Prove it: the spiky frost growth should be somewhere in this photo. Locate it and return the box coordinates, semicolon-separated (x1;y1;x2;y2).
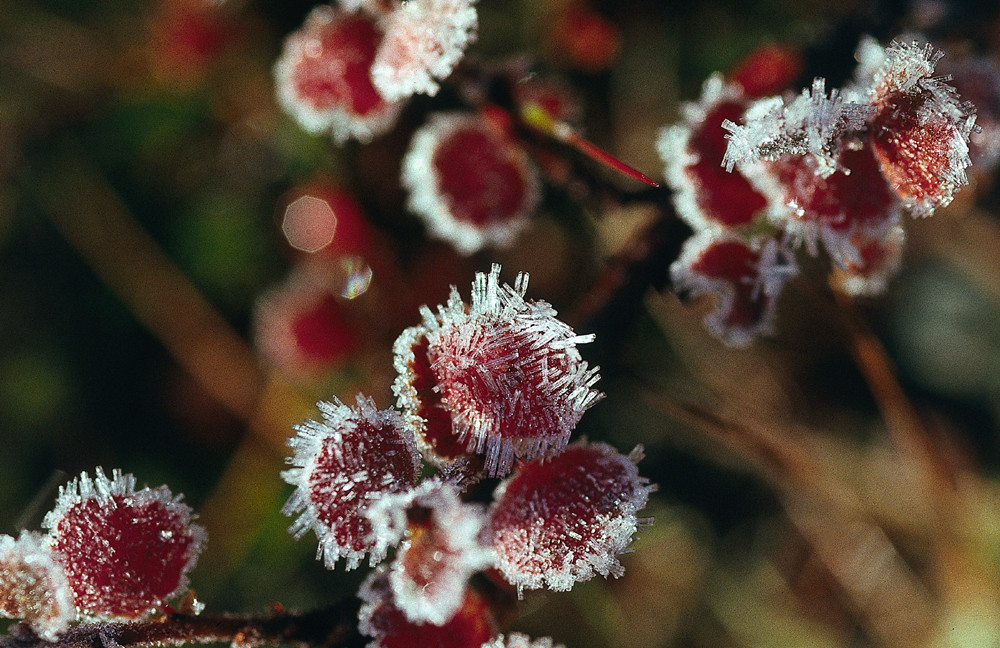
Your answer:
402;113;541;255
488;442;654;596
365;481;493;625
864;40;976;216
371;0;478;101
358;567;496;648
274;6;402;143
282;395;421;570
722;78;873;177
392;264;602;476
670;232;797;348
656;74;768;230
482;634;566;648
0;532;75;640
41;469;205;621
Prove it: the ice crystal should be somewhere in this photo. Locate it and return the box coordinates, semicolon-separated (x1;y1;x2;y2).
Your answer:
670;232;797;348
274;6;402;143
402;112;541;255
482;634;566;648
392;264;602;476
365;481;493;625
42;468;205;621
371;0;478;101
0;532;75;640
488;442;653;596
722;78;873;177
282;395;421;570
865;41;976;216
656;75;768;230
358;567;496;648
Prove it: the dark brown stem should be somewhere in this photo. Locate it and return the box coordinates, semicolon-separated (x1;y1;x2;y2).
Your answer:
1;601;365;648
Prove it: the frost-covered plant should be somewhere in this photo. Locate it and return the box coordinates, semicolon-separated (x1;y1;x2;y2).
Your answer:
658;38;979;346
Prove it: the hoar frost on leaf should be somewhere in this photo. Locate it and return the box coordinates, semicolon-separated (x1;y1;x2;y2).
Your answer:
0;532;75;640
42;468;205;621
358;567;496;648
282;395;421;570
365;480;493;625
371;0;478;101
392;264;602;477
481;634;567;648
487;441;654;597
402;112;541;255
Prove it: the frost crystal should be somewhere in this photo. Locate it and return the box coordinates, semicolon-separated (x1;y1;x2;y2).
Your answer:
274;7;402;143
282;395;421;570
365;481;493;625
865;41;976;216
722;77;873;176
42;468;205;621
392;264;602;476
670;232;797;348
656;74;768;230
402;112;541;255
371;0;478;101
0;532;75;640
481;634;566;648
487;442;653;596
358;567;496;648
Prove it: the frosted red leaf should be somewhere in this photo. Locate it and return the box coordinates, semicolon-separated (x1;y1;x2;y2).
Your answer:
253;264;359;377
482;634;566;648
274;6;402;143
358;567;496;648
487;441;653;596
656;75;768;230
392;264;602;476
282;395;421;570
371;0;478;101
0;532;75;640
402;113;541;255
41;468;205;621
365;481;493;624
670;232;797;347
830;224;906;297
865;41;976;216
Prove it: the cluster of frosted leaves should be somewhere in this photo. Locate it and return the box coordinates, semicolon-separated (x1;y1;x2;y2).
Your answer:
274;5;402;143
487;441;654;596
364;480;493;625
42;468;206;621
393;264;602;476
282;395;421;570
358;567;496;648
402;113;541;255
371;0;478;101
656;75;769;231
482;634;565;648
0;532;74;640
670;232;798;348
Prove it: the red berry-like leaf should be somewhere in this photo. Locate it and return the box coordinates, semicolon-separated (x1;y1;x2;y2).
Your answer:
371;0;478;101
657;76;768;230
402;113;541;255
670;232;797;347
0;532;75;640
365;481;493;625
866;41;976;216
830;224;906;297
42;469;205;621
728;42;803;98
274;6;401;142
488;441;653;596
358;567;496;648
282;395;421;570
393;264;603;476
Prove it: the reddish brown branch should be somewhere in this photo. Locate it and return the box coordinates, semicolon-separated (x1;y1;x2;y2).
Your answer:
1;601;365;648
